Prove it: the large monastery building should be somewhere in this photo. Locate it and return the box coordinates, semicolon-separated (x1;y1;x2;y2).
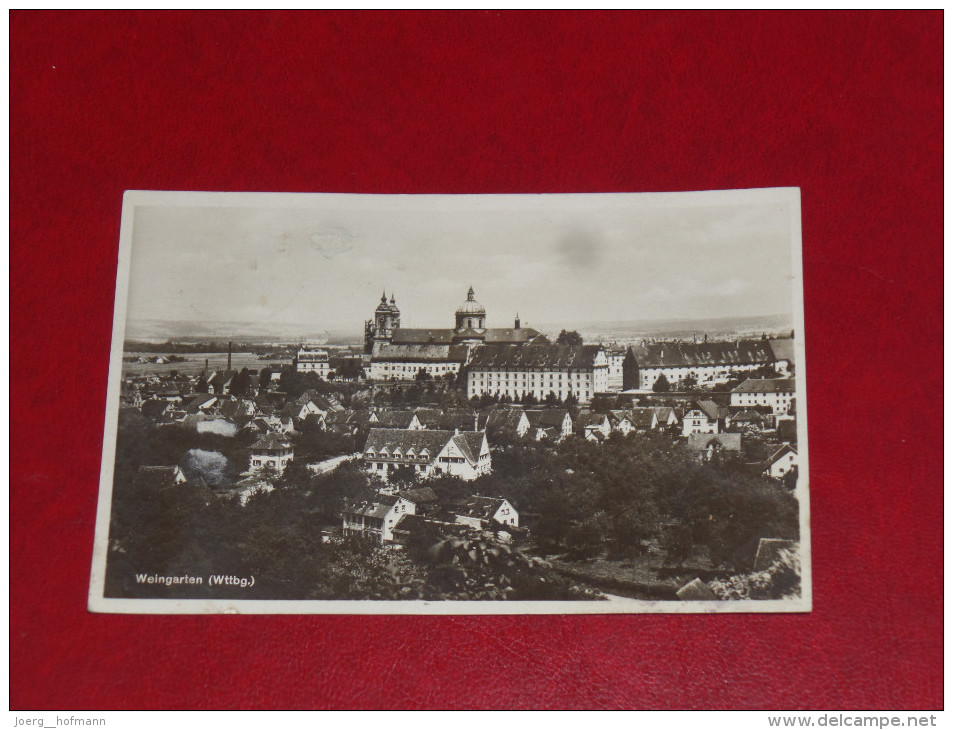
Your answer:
365;287;545;381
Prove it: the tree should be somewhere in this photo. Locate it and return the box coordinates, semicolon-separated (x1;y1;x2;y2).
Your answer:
415;368;432;382
653;373;671;393
258;367;273;390
229;368;253;397
556;330;583;346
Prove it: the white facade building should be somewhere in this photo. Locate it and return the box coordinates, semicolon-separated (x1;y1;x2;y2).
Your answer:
467;344;608;405
296;347;330;378
730;378;796;415
362;428;492;482
249;433;294;474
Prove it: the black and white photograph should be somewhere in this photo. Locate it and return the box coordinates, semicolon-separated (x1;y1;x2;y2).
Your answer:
88;188;809;613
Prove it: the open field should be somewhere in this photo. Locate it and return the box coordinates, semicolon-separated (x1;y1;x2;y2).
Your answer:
122;352;289;377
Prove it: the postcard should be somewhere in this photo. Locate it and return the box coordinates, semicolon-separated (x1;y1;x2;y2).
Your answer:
88;188;810;613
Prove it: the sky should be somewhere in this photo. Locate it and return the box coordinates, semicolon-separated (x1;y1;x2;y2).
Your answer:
125;190;800;334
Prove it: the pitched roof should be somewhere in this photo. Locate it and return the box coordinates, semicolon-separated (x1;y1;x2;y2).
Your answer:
767;444;797;463
363;428;457;458
140;399;172;418
630;340;775;368
732;378;796;394
133;465;182;490
482;327;541;343
374;410;418;428
627;408;657;429
485;409;526;432
455;496;508;520
767;338;795;363
524;409;570;428
686;433;742;451
373;343;469;363
345;498;397;519
451;431;486;463
467;343;605;370
251;433;292;450
777;418;798;442
391;328;455;344
398;487;439;504
693;400;722;420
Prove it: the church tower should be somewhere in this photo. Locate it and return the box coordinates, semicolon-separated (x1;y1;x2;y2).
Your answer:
364;291;400;353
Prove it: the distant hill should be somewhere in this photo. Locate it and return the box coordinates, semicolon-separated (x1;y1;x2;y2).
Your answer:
125;318;340;345
126;313;792;348
539;313;795;343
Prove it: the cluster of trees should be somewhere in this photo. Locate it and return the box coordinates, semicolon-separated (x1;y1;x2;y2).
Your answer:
469;391;579;408
108;404;798;600
106;452;595;601
462;433;799;571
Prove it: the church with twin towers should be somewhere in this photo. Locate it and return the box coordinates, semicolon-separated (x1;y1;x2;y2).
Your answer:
364;286;610;404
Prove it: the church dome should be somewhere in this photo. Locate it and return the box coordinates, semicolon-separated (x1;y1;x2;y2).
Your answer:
455;286;486;315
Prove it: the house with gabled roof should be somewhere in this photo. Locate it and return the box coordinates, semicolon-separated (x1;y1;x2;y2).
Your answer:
249;433;294;474
579;411;611;441
133;465;187;490
484;407;531;440
607;409;636;435
686;432;742;461
682;400;725;436
374;410;424;430
452;496;519;529
653;407;679;428
627;407;660;432
764;444;798;479
342;493;417;543
524;409;573;441
362;428;491;482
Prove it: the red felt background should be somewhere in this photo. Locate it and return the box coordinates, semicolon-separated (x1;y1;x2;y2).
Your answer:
10;11;942;710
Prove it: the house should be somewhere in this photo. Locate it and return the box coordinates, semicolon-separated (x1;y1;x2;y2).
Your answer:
362;428;492;482
726;406;774;433
205;370;238;394
627;407;660;432
524;409;573;441
686;433;742;460
133;465;187;490
681;400;724;436
652;407;680;428
766;337;795;375
140;399;174;420
466;343;609;405
342;493;417;543
730;378;796;415
185;393;219;414
373;410;424;430
764;444;798;479
396;486;441;515
249;433;294;474
484;408;531;440
413;408;480;432
580;411;611;440
452;496;519;529
324;408;380;436
776;417;798;444
607;410;636;435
